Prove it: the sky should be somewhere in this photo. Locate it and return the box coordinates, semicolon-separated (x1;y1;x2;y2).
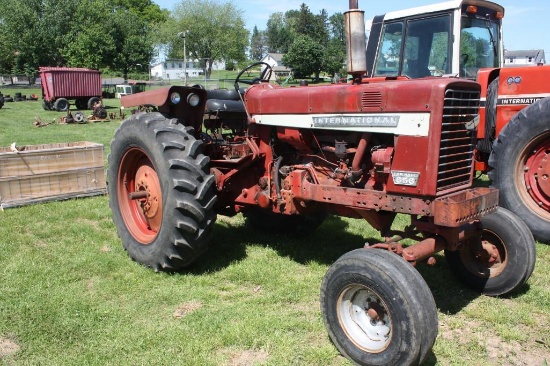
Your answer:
152;0;550;55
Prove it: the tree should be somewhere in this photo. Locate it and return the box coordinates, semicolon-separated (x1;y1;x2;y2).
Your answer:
324;12;346;76
281;5;341;79
112;0;168;24
282;35;324;79
265;12;293;53
250;26;267;61
0;0;161;80
161;0;248;78
0;0;81;80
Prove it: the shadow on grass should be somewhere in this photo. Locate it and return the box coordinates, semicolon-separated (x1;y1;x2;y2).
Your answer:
189;214;376;274
189;212;532;318
189;214;516;315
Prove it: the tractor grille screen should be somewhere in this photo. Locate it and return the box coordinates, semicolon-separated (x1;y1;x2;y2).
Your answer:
437;88;480;193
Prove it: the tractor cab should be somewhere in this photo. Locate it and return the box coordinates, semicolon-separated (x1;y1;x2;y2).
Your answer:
366;0;504;79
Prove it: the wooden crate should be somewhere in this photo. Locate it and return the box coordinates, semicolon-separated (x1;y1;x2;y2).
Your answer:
0;141;106;208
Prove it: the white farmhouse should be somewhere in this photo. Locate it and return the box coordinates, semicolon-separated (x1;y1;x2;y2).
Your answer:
150;59;226;80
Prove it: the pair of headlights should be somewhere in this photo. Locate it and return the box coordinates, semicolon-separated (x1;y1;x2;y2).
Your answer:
170;92;201;107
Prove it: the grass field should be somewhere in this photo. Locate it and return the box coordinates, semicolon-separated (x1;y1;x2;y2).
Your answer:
0;86;548;365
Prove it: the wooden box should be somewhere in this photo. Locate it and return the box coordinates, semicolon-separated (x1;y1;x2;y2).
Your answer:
0;141;106;208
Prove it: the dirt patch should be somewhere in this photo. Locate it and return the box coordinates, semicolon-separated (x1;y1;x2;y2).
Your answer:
0;338;20;358
484;335;548;366
173;300;202;319
439;318;550;365
224;349;269;366
99;246;112;253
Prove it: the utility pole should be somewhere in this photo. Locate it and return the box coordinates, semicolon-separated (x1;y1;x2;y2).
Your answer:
178;30;189;85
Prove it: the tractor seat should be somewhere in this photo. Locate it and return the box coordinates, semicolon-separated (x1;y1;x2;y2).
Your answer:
205;88;241;101
204;99;246;115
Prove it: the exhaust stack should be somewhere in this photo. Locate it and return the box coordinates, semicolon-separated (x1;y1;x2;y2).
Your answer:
345;0;367;80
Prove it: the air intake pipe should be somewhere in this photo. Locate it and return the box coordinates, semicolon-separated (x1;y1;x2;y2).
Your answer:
345;0;367;81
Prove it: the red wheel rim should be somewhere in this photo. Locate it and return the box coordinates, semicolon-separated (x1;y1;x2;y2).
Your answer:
117;147;163;244
460;231;508;278
521;132;550;218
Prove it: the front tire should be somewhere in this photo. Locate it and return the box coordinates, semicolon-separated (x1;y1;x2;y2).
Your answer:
488;97;550;243
108;112;217;271
445;207;536;296
321;249;438;366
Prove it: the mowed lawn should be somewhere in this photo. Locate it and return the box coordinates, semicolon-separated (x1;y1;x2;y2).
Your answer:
0;86;549;365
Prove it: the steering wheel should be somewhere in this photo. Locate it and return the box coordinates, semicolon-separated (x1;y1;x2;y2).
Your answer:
234;62;273;94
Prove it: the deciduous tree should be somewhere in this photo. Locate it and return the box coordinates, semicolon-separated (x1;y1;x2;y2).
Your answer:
162;0;248;78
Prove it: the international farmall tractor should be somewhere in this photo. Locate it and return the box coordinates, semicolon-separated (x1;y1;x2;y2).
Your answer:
107;1;536;365
365;0;550;243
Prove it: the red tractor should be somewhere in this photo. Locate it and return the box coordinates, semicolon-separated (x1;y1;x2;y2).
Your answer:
107;1;535;365
365;0;550;243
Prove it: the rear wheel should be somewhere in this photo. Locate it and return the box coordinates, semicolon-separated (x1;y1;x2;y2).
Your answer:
108;112;217;270
321;249;438;366
445;207;536;296
488;97;550;243
53;98;69;112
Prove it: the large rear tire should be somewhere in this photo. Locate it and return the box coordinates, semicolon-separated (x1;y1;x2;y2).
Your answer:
108;112;217;271
320;249;438;366
488;97;550;243
445;207;536;296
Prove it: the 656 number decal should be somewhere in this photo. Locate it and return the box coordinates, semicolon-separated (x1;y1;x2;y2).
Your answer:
391;171;420;187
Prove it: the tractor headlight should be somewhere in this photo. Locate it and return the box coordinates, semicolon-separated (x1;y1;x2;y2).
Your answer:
170;92;181;104
187;93;200;107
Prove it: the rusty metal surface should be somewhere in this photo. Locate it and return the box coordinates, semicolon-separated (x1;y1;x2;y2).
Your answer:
433;187;499;227
121;87;171;108
288;169;499;227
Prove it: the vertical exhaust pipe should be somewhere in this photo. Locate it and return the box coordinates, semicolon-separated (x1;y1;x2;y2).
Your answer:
345;0;367;81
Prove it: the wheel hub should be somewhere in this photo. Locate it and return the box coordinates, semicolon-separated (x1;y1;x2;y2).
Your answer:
134;165;161;229
524;140;550;212
461;234;507;278
338;285;391;353
117;148;163;244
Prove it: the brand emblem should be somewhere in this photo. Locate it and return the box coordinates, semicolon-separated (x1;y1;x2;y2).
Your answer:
507;76;522;85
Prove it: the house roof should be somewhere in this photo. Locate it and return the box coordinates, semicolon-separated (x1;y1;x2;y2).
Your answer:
267;53;285;62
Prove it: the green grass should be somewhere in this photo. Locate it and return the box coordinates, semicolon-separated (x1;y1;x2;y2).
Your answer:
0;89;549;365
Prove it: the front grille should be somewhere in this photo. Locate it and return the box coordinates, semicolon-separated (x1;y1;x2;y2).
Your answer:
437;88;480;193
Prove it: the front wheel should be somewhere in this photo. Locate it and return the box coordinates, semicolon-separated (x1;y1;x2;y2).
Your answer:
445;207;536;297
488;97;550;243
107;112;217;271
321;249;438;366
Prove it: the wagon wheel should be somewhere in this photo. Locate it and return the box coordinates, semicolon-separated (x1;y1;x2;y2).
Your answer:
73;111;86;124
